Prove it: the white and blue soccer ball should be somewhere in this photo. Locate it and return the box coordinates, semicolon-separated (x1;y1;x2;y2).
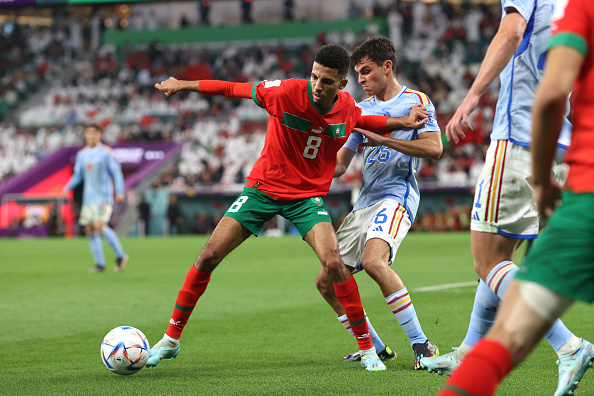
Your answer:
100;326;150;375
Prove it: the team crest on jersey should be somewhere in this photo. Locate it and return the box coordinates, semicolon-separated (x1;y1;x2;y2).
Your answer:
312;197;322;206
87;163;93;170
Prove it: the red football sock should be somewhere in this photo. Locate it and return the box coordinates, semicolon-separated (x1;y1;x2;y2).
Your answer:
438;339;513;396
333;276;373;350
165;266;212;339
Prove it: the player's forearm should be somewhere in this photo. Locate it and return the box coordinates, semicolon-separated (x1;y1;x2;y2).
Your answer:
197;80;254;98
532;46;584;187
377;133;442;160
334;147;356;177
357;115;418;131
467;12;526;98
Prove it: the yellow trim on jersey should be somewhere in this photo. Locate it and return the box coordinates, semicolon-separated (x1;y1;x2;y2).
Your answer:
404;88;431;106
358;96;374;104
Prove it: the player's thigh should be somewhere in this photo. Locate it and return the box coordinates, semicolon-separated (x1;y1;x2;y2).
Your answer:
338;200;410;274
198;216;252;269
282;195;332;238
224;188;278;236
470;141;538;238
364;200;411;265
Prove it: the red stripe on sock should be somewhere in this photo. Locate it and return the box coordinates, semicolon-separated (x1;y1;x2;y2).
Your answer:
334;277;373;350
393;301;412;314
166;266;212;339
439;339;513;396
387;292;409;306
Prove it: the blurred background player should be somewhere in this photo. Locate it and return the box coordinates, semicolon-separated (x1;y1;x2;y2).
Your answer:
146;44;428;372
63;124;128;273
419;0;593;392
439;0;594;394
315;36;441;369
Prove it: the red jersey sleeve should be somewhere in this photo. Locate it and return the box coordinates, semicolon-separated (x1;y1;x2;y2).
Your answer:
198;80;254;98
251;79;292;117
355;115;389;132
549;0;592;56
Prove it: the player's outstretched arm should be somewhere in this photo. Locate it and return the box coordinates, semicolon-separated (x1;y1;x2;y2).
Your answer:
356;128;442;160
356;104;428;132
445;10;526;143
155;77;254;99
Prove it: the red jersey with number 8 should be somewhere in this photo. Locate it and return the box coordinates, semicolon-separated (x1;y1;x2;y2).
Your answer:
247;79;362;200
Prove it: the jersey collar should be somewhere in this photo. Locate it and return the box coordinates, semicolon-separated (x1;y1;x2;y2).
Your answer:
307;80;336;115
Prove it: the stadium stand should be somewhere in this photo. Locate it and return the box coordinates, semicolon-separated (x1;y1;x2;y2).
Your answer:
0;1;502;235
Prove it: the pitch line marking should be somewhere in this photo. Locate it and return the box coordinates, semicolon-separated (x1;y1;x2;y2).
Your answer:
413;281;477;292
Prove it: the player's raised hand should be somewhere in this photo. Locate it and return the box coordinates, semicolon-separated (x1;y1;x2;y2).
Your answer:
445;92;480;144
355;128;385;147
115;193;125;204
406;104;429;129
155;77;181;97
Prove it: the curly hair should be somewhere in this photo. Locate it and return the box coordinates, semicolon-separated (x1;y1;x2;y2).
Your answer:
351;36;397;74
314;44;351;77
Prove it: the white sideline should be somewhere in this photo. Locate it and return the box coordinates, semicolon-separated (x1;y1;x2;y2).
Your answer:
413;281;478;292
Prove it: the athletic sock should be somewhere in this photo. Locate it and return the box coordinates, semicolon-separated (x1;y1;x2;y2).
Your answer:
385;287;427;346
486;261;576;353
439;339;513;396
88;232;105;267
485;260;518;298
462;280;499;347
546;321;577;354
101;225;125;258
338;313;386;352
556;335;582;357
334;276;373;351
165;266;211;339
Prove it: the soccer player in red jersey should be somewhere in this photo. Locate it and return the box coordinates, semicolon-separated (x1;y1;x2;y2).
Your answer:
438;0;594;394
146;44;428;371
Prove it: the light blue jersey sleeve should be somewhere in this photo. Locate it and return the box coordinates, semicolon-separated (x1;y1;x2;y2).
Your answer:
64;152;84;191
107;153;125;196
343;131;364;152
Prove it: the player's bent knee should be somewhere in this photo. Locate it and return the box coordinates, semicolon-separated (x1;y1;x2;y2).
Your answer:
473;260;492;281
195;246;225;272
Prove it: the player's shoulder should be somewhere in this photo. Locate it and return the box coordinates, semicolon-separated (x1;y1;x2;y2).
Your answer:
99;144;115;156
357;96;375;108
401;87;432;106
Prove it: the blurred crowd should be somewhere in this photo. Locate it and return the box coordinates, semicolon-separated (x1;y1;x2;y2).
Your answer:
0;1;504;233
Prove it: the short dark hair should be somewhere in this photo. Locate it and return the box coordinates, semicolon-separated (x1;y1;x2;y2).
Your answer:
85;123;103;133
314;44;351;77
351;36;397;74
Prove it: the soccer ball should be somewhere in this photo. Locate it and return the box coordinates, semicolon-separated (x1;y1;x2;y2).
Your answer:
100;326;150;375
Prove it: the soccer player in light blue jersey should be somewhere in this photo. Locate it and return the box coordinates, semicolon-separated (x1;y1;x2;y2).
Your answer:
64;124;129;273
419;1;593;393
315;36;442;370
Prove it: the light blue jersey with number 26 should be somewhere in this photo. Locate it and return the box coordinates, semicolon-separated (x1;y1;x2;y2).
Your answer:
343;86;440;223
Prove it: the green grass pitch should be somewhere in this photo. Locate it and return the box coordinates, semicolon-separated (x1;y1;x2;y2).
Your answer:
1;232;592;395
